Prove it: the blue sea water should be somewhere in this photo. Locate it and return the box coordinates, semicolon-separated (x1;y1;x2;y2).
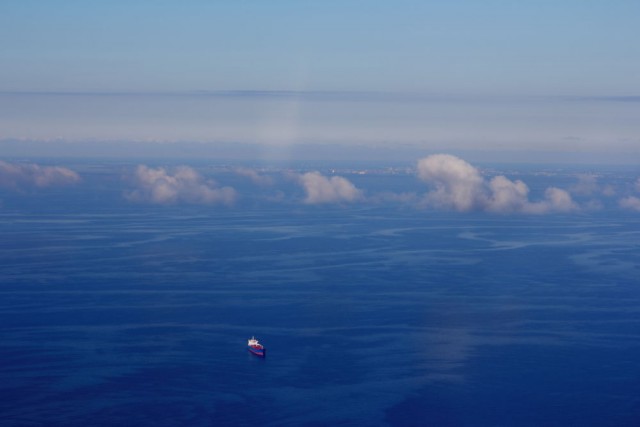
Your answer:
1;166;640;426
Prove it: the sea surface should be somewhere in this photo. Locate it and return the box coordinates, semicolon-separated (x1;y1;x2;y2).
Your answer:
1;166;640;426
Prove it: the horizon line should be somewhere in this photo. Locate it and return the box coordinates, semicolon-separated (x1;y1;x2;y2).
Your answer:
1;89;638;103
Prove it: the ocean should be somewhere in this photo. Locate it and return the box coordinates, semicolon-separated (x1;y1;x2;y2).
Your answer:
1;163;639;426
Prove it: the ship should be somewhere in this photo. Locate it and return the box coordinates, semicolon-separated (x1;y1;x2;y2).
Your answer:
248;336;266;357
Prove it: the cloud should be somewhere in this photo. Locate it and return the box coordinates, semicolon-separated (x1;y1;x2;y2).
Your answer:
297;171;363;204
417;154;485;211
570;174;599;196
486;175;531;213
537;187;578;213
619;178;640;212
234;167;274;186
125;165;236;205
417;154;577;214
0;160;80;190
619;196;640;212
570;174;616;197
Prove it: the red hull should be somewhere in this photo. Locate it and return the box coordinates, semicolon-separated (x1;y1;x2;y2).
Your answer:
248;346;266;357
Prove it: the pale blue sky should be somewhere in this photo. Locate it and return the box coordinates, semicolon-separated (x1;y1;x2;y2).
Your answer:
1;1;639;162
2;0;640;94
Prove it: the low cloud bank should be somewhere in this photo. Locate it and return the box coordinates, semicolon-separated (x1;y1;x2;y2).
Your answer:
125;165;236;205
297;171;363;204
0;160;80;190
417;154;577;214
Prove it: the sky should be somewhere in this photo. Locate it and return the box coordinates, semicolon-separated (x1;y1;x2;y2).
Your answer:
1;1;639;163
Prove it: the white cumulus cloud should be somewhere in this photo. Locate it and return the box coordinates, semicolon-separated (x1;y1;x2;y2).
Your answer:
125;165;236;205
416;154;577;214
417;154;485;211
486;175;530;213
619;178;640;212
543;187;576;211
619;196;640;212
298;171;363;204
618;178;640;212
0;160;80;190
